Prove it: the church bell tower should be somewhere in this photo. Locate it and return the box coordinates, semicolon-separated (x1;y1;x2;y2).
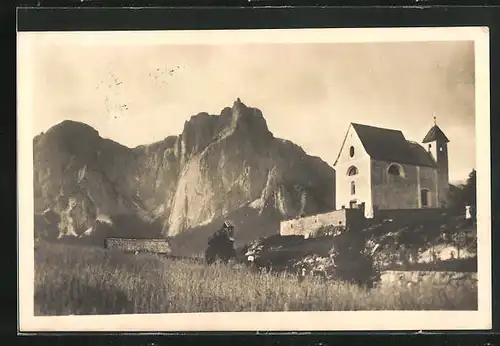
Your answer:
422;117;450;208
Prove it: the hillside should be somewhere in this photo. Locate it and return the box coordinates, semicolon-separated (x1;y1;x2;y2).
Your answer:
33;99;336;251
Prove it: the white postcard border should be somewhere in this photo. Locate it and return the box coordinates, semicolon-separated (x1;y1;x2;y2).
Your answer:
17;26;491;332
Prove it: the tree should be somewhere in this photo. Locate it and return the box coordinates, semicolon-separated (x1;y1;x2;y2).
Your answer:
205;222;237;265
462;169;477;219
330;230;381;288
447;183;465;215
446;169;477;219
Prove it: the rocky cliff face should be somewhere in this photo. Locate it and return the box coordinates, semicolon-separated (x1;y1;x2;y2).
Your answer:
33;99;336;251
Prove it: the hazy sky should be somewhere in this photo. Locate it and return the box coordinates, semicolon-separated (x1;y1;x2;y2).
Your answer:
27;38;475;183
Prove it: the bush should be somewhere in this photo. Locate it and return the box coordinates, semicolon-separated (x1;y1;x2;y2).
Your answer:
204;225;237;265
330;231;381;288
308;225;345;238
240;232;380;287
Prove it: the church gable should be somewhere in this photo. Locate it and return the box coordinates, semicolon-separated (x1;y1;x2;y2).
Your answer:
334;124;373;216
334;124;370;167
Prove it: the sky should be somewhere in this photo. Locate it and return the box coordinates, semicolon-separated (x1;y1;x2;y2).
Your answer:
24;35;475;183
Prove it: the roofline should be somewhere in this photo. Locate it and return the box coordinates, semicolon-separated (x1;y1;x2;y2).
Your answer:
349;123;381;162
422;125;450;143
406;140;440;168
333;123;353;166
334;122;440;168
351;122;405;134
333;122;405;166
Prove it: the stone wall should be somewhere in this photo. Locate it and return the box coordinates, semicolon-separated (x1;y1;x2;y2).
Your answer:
279;203;456;242
280;207;446;238
104;238;171;254
418;244;476;263
279;209;363;237
378;270;477;288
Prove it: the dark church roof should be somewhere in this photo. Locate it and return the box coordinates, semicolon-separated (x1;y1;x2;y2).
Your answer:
422;124;450;143
351;123;438;168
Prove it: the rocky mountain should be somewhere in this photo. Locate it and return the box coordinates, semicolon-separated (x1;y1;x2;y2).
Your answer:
33;99;336;253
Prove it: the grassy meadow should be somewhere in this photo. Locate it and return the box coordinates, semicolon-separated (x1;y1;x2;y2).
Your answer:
34;240;477;315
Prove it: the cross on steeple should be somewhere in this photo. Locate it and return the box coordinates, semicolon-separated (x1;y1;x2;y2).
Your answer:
433;116;437;126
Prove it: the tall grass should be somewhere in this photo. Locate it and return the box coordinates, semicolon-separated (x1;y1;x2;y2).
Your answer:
34;241;477;315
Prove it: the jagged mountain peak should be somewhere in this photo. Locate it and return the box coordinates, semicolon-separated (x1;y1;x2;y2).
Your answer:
176;100;274;163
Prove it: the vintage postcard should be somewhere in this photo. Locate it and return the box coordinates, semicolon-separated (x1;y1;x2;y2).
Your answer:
17;26;491;332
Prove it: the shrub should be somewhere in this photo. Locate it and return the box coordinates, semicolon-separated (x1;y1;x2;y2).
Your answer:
308;225;345;238
330;231;381;288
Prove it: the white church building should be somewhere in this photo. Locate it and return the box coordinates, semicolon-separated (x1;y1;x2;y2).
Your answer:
333;119;450;218
280;119;451;237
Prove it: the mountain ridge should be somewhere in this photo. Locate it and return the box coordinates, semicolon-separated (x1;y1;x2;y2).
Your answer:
33;99;336;254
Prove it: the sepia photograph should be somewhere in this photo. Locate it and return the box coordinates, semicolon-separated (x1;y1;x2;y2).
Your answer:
17;26;491;331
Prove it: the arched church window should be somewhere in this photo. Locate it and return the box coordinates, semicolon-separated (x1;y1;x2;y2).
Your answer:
388;163;404;177
349;146;355;158
350;181;356;195
347;166;359;176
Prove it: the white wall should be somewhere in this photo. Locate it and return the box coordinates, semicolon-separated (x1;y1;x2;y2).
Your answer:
334;125;373;217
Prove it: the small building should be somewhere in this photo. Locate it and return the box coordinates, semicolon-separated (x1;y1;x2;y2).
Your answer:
333;120;450;218
104;237;172;255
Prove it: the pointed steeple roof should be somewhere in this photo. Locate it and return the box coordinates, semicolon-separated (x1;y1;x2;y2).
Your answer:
422;118;449;143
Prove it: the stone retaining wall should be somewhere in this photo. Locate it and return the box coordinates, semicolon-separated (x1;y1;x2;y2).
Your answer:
104;238;171;254
378;270;477;288
280;209;363;237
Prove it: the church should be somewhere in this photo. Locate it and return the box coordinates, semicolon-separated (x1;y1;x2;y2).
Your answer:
333;119;450;218
279;118;451;237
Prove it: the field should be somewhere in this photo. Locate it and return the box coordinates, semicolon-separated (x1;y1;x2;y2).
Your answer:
34;240;478;315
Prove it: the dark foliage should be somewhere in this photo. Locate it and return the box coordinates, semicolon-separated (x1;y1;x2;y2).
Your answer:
447;169;477;220
204;224;237;265
329;230;381;288
311;224;345;237
388;257;477;272
240;230;380;287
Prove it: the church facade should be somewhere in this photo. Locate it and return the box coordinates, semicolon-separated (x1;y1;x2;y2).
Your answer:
333;121;450;218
